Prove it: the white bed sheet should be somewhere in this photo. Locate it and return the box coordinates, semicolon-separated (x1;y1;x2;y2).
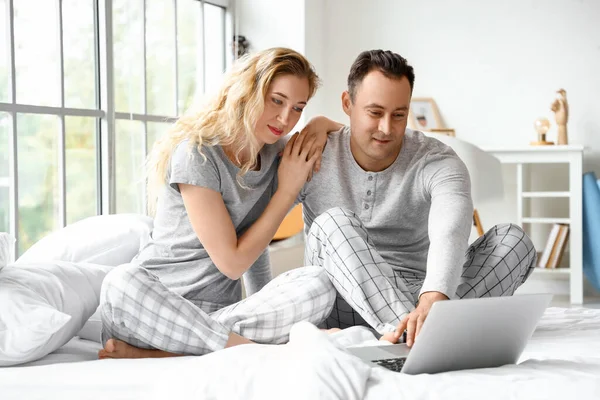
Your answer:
1;307;599;400
364;306;600;399
15;336;102;367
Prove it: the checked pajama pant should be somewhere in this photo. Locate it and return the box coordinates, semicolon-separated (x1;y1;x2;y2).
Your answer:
305;207;537;333
99;265;335;355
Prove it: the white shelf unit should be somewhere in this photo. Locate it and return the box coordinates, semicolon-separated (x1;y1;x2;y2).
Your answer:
534;267;571;276
522;192;570;198
521;217;571;224
482;145;584;304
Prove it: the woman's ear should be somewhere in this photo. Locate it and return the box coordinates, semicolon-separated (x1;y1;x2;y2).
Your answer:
341;91;352;117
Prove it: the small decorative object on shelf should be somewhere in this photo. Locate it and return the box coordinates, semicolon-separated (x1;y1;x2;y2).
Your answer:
551;88;569;145
232;35;250;59
531;117;553;145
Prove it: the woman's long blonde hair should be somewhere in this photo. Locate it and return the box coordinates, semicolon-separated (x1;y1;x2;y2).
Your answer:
146;47;320;215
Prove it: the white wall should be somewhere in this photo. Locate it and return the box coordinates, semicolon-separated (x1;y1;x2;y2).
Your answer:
303;0;328;120
236;0;600;297
233;0;306;129
234;0;305;58
317;0;600;169
235;0;600;169
313;0;600;297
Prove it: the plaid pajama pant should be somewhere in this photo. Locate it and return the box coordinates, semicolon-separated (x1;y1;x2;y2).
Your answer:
305;207;537;333
99;264;335;355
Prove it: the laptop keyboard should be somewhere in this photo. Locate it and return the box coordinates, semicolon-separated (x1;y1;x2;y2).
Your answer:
372;357;407;372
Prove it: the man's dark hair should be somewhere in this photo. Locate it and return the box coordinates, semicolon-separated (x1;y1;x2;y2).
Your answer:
347;50;415;102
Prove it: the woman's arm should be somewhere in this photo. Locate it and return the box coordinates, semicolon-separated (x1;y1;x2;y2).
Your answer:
180;186;295;281
304;115;344;134
242;251;272;296
300;116;344;175
180;131;320;281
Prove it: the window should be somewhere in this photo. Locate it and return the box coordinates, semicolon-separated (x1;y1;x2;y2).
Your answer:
0;0;230;255
0;112;9;234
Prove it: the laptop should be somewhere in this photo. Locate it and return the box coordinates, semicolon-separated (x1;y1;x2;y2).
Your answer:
347;293;552;375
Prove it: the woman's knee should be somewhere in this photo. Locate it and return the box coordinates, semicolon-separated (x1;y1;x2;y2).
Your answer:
102;263;143;293
306;267;336;302
302;265;332;283
100;263;151;312
299;267;336;315
281;265;329;283
281;267;336;299
100;264;152;329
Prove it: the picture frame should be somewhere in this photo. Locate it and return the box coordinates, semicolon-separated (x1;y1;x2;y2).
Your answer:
408;97;443;131
429;128;456;137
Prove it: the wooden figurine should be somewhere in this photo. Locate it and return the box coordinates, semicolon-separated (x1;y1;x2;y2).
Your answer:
531;117;553;145
551;88;569;145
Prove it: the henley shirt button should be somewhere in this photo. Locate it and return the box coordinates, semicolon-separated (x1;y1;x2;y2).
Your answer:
368;176;373;181
367;190;372;196
364;204;370;210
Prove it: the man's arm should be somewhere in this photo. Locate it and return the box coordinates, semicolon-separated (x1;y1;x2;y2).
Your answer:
393;150;473;347
420;152;473;298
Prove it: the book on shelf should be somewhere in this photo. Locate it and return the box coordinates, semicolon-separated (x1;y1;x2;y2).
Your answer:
538;224;560;268
538;223;570;269
549;224;570;268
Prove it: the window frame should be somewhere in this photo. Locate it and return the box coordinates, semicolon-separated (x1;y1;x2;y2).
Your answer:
0;0;232;257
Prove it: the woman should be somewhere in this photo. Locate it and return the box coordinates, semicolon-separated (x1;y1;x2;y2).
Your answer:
99;48;340;359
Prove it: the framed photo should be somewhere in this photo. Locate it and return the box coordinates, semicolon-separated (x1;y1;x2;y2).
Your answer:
408;98;443;131
429;128;455;137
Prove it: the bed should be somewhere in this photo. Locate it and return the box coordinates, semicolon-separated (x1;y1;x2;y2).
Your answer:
2;215;600;399
1;306;599;400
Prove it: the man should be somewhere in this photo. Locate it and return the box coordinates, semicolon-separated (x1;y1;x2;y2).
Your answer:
299;50;536;347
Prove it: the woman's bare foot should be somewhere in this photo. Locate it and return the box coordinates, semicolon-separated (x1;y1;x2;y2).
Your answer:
98;339;181;359
225;332;254;348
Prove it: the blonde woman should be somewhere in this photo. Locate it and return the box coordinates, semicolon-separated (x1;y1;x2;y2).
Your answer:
98;48;340;359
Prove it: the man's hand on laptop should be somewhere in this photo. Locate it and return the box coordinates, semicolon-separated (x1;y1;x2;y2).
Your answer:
396;291;449;347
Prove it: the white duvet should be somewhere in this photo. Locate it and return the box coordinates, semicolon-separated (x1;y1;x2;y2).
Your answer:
1;307;600;400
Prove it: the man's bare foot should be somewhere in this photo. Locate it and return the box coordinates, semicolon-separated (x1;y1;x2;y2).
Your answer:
225;332;254;348
98;339;181;359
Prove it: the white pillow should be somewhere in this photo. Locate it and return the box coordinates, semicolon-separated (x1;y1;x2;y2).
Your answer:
77;306;103;343
0;261;111;366
15;214;153;267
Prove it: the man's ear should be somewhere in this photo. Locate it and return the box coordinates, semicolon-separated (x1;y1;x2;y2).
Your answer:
342;91;352;117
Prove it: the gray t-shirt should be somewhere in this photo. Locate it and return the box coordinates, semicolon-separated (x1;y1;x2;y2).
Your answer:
134;139;282;311
299;127;473;300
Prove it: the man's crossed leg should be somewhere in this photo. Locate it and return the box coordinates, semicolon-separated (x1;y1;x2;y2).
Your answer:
305;207;537;340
